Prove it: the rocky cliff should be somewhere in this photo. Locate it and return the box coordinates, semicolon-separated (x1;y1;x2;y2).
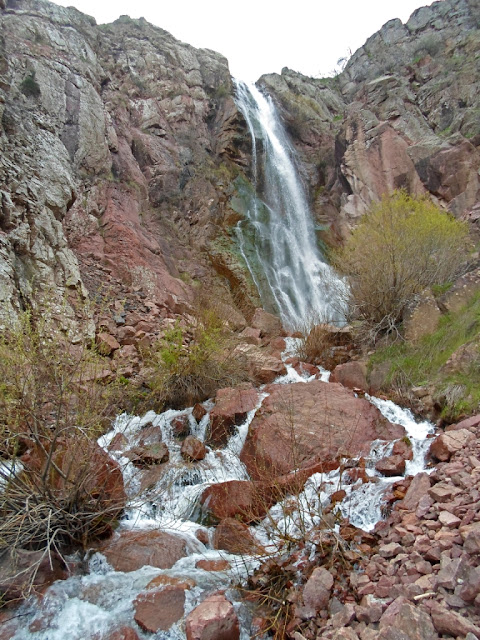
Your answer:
0;0;479;341
260;0;480;246
0;0;254;339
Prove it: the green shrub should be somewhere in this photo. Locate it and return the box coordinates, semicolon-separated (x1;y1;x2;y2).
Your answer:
20;72;41;98
146;300;250;409
333;191;470;339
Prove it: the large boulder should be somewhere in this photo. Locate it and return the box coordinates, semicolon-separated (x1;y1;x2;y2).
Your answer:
429;428;474;461
251;308;283;337
134;585;187;633
330;361;368;392
240;380;403;481
213;518;263;555
185;592;240;640
100;530;187;572
208;386;259;446
181;436;207;461
233;344;287;385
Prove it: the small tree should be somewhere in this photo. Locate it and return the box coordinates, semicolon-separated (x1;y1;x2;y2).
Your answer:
334;191;470;338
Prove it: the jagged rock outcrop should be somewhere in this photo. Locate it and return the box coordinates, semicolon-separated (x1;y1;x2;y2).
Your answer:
260;0;480;244
0;0;252;335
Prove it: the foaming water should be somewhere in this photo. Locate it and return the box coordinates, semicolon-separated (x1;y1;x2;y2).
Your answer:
234;80;347;329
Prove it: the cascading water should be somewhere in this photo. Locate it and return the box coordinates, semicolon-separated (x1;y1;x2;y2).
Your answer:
234;80;346;329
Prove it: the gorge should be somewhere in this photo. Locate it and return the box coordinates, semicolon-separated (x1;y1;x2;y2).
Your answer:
0;0;480;638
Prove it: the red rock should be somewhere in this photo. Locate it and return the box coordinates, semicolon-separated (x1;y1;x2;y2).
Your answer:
399;473;431;510
330;361;368;392
386;602;437;640
458;566;480;602
134;585;186;632
464;527;480;554
438;510;461;528
208;387;258;446
331;490;347;503
0;549;67;601
430;602;480;637
185;592;239;640
213;518;263;555
241;380;403;482
429;428;474;461
200;480;267;522
171;414;190;438
96;332;121;355
238;327;262;345
293;361;319;378
301;567;334;616
127;442;169;467
108;433;128;452
195;528;210;545
375;455;406;477
392;439;413;460
453;414;480;430
379;542;403;558
192;403;207;423
428;482;461;502
100;530;187;572
105;627;140;640
234;344;287;384
181;436;207;461
251;308;283;337
195;559;230;571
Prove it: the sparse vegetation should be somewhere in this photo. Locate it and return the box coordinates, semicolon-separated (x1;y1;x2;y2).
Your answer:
20;71;41;98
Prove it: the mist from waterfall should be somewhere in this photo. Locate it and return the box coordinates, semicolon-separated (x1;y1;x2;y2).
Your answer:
234;80;346;329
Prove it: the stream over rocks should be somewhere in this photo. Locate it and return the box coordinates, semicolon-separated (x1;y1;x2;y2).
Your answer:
4;341;435;640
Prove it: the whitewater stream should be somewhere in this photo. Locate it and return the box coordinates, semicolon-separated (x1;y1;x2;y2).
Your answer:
8;340;435;640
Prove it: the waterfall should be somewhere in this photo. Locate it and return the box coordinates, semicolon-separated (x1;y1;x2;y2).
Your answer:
234;80;346;329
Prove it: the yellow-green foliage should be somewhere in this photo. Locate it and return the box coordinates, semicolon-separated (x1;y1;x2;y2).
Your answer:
334;191;470;335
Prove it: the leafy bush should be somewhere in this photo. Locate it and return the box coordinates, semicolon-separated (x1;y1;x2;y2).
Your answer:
20;72;41;98
146;301;250;409
333;191;470;339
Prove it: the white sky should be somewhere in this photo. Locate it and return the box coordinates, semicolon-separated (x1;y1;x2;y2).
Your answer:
51;0;437;81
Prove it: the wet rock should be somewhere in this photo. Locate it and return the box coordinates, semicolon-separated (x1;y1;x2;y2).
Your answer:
195;559;230;571
429;429;474;461
200;480;267;522
185;592;240;640
213;518;263;555
0;549;68;602
100;530;187;572
171;415;191;438
241;380;403;482
128;442;169;466
192;404;208;423
181;436;207;461
399;473;431;510
134;585;187;632
105;627;140;640
330;361;368;392
375;454;406;477
251;308;283;337
208;386;259;446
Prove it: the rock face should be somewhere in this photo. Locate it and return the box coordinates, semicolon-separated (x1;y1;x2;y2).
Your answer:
0;0;251;335
260;0;480;244
240;380;404;481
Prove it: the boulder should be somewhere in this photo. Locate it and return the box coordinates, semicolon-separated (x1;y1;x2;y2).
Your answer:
195;559;230;571
181;436;207;461
398;473;431;510
200;480;268;522
330;361;368;392
233;344;287;384
100;530;187;572
238;327;262;345
208;386;259;446
213;518;263;555
0;549;68;602
192;404;208;423
241;380;403;481
171;414;190;438
134;585;187;633
375;455;406;477
429;428;474;461
128;443;169;467
430;602;480;638
300;567;334;617
251;308;283;337
96;332;121;355
185;592;240;640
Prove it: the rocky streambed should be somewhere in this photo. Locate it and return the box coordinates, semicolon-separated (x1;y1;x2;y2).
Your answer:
1;338;460;640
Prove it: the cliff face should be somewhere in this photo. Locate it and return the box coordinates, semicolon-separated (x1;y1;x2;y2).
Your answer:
260;0;480;246
0;0;252;335
0;0;479;338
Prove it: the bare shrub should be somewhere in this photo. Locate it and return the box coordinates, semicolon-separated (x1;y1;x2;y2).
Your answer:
0;310;126;602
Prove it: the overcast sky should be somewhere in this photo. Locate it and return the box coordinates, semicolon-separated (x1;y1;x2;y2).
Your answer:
51;0;437;81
